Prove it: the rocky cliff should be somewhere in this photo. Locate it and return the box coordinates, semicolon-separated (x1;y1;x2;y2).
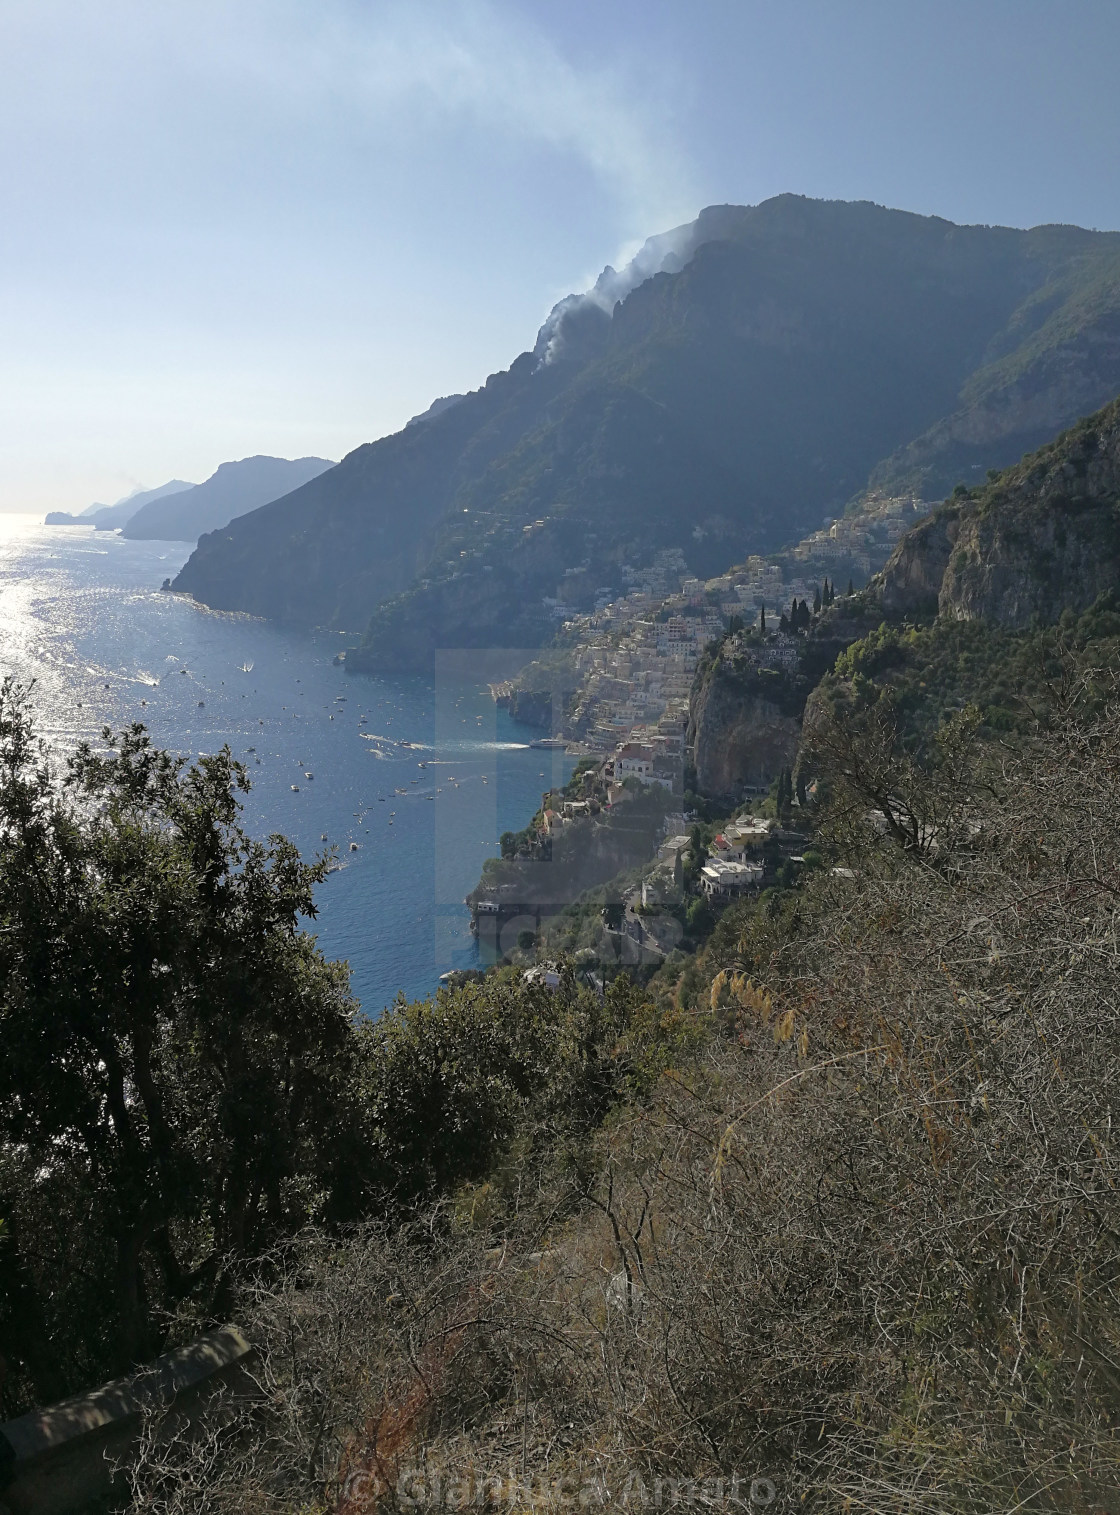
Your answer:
877;394;1120;627
687;650;803;798
687;601;882;799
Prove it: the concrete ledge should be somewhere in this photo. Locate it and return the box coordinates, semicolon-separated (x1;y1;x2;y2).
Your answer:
0;1326;252;1515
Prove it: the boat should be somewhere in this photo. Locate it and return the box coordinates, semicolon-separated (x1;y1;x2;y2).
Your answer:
239;662;254;673
304;772;314;780
529;738;566;749
349;841;359;851
400;740;414;748
291;785;300;792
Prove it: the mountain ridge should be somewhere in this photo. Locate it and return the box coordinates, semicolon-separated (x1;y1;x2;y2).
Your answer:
170;196;1120;665
123;455;335;542
45;479;194;529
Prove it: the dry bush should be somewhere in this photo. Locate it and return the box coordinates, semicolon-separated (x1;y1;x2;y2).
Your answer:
127;706;1120;1514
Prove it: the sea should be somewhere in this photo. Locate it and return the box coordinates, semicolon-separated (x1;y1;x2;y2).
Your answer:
0;514;572;1014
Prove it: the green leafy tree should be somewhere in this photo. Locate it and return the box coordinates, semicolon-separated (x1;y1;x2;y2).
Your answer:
601;901;625;931
0;681;368;1407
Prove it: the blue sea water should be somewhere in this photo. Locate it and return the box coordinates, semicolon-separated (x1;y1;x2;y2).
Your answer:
0;516;571;1013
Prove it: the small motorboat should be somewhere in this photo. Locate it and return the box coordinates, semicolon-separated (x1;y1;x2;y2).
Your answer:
291;785;300;792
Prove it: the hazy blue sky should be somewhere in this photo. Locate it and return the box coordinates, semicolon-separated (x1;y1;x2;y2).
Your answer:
2;0;1119;512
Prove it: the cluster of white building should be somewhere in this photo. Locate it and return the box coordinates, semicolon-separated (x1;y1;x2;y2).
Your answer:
790;494;928;576
558;551;827;755
539;494;930;759
698;816;774;897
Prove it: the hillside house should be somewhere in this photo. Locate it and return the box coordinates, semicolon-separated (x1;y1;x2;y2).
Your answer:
700;859;764;898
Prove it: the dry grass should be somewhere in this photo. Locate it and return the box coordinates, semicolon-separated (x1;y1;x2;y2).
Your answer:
125;705;1120;1514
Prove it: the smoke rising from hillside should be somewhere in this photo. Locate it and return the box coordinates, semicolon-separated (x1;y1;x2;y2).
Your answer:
534;219;702;365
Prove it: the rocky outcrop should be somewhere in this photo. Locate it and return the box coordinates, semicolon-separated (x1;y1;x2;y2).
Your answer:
688;658;801;798
877;505;963;619
876;394;1120;629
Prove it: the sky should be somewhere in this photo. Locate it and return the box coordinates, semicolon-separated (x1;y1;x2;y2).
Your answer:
2;0;1119;513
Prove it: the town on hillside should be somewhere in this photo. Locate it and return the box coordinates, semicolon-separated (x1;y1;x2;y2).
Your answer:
503;491;928;756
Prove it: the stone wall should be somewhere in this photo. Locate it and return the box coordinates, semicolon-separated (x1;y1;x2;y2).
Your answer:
0;1327;252;1515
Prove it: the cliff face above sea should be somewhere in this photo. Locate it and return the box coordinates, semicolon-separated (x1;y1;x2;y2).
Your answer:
172;197;1120;664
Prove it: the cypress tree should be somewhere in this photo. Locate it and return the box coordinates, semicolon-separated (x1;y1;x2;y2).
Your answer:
776;766;793;823
813;585;822;615
847;577;855;596
759;605;766;633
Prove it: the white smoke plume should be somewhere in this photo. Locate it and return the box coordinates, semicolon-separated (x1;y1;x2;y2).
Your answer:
533;204;756;366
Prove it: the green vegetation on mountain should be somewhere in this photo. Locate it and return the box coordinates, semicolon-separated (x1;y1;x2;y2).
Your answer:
116;683;1120;1515
172;196;1120;669
12;390;1120;1509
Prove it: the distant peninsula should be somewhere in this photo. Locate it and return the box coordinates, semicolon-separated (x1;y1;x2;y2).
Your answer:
121;455;335;542
45;479;194;529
